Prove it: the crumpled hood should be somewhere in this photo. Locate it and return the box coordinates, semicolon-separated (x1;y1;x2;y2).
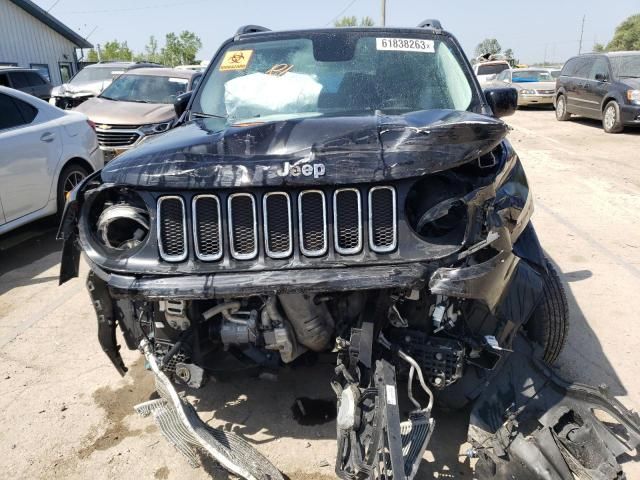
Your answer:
53;80;110;97
74;97;175;125
101;109;510;188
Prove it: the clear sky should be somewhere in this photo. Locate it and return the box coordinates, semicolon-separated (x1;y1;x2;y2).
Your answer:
35;0;639;64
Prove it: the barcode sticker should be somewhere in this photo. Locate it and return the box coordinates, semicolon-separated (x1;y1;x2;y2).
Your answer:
386;385;397;405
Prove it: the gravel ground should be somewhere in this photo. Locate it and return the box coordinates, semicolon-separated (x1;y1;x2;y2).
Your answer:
1;108;639;479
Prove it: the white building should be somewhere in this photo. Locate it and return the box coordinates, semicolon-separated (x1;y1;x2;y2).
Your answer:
0;0;92;85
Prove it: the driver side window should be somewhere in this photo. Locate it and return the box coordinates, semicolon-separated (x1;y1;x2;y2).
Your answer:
589;57;609;81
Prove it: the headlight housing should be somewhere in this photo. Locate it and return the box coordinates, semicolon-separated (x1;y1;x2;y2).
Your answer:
139;121;172;135
627;90;640;105
520;89;536;95
89;188;150;253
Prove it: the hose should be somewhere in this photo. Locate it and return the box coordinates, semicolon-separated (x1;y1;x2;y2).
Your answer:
379;333;435;413
202;301;242;322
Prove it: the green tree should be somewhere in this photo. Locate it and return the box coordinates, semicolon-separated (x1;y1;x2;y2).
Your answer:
143;35;162;63
475;38;502;58
593;42;606;53
86;48;99;62
100;40;133;61
606;14;640;51
504;48;519;67
161;30;202;66
334;16;375;27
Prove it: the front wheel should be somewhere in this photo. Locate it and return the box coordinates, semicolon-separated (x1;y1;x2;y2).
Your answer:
57;163;88;214
526;259;569;364
555;94;571;121
603;101;624;133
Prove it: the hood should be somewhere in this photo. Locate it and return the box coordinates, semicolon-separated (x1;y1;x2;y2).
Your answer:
74;97;175;126
619;77;640;89
513;81;555;90
55;80;110;97
100;109;510;188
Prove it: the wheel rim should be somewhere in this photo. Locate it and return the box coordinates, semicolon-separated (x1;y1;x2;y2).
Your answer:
63;171;85;199
604;105;616;130
557;97;565;117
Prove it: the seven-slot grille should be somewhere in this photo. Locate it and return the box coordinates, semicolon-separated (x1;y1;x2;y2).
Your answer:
157;187;397;262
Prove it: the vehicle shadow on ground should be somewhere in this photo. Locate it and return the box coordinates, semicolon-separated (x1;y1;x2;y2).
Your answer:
0;216;61;297
547;256;626;396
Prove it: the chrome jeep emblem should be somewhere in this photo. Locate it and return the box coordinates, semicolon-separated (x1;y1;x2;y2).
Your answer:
277;161;325;178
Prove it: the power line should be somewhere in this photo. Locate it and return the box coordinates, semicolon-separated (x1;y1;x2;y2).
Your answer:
46;0;61;12
325;0;359;26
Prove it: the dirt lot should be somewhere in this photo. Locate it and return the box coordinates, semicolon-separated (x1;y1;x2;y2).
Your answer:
1;109;639;479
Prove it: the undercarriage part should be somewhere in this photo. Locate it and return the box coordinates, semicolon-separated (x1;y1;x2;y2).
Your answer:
334;325;434;480
277;293;333;352
136;339;284;480
159;299;190;331
470;335;640;480
390;330;464;389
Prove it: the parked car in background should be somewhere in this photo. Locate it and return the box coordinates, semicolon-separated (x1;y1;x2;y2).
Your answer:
493;68;556;107
0;86;103;235
540;66;562;79
49;61;162;110
473;59;510;84
74;68;201;162
555;51;640;133
175;61;209;72
0;67;53;100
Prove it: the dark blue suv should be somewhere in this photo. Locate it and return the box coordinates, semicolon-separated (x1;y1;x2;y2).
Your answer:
555;51;640;133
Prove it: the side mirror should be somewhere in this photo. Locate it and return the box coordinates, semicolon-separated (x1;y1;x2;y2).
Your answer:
483;87;518;118
174;91;192;118
595;73;608;82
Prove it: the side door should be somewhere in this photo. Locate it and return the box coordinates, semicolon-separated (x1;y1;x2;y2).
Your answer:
571;57;597;118
25;71;52;100
0;93;62;223
7;71;34;96
584;56;611;119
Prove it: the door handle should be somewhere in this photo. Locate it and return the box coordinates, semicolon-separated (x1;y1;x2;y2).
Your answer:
40;132;55;143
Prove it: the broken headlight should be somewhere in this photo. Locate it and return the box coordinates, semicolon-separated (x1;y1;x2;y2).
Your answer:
90;188;150;252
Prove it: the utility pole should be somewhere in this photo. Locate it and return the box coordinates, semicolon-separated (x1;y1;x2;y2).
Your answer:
578;15;586;54
97;43;102;62
381;0;386;26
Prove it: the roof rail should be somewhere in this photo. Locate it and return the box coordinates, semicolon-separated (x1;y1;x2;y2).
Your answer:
236;25;271;36
417;19;442;30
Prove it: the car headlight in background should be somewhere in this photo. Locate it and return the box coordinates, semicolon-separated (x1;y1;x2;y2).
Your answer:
520;89;536;95
627;90;640;105
139;121;172;135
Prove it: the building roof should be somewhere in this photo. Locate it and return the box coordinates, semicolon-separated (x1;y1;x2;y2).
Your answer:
9;0;93;49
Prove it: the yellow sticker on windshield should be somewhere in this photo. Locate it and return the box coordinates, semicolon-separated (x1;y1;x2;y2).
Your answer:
219;50;253;71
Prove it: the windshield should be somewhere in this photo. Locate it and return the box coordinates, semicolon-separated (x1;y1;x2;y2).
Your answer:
70;66;121;84
100;74;190;103
512;70;553;82
610;55;640;78
477;63;509;75
193;33;475;123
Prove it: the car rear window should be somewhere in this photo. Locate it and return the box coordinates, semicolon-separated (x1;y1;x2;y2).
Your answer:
25;72;46;85
477;63;509;75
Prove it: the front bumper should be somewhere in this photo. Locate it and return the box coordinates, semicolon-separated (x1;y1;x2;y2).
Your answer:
518;93;555;106
620;103;640;125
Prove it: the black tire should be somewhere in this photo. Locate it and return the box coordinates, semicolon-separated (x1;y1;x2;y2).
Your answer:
603;100;624;133
555;94;571;121
57;163;88;214
527;259;569;364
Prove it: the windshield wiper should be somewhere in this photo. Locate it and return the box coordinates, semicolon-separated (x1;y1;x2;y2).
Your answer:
192;112;227;120
127;99;152;104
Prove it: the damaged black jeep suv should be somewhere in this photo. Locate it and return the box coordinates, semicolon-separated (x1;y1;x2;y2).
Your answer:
59;21;640;480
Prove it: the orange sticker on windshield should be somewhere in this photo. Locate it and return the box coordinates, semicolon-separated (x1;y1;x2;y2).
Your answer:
219;50;253;71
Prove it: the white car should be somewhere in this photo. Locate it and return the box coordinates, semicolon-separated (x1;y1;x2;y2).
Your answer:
0;86;103;235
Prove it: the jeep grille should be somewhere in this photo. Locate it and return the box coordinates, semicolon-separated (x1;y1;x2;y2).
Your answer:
157;186;397;263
